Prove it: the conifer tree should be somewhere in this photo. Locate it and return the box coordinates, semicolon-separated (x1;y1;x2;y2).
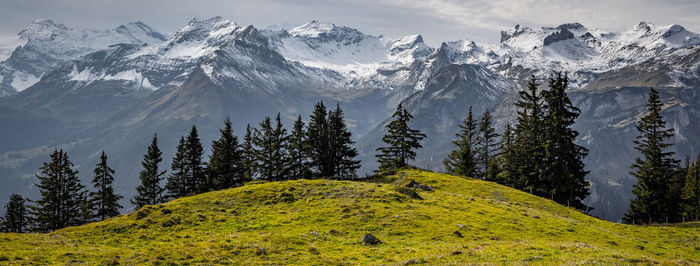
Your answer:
512;75;546;192
132;134;166;209
376;103;426;172
2;194;27;233
250;114;290;181
208;117;243;189
495;123;516;186
30;149;88;232
541;72;589;209
328;104;360;178
166;137;189;198
89;151;123;221
624;88;680;224
253;116;278;181
241;124;256;182
681;155;700;221
271;114;290;180
667;160;687;222
288;115;311;179
185;126;207;193
307;102;332;177
477;110;499;180
444;106;478;177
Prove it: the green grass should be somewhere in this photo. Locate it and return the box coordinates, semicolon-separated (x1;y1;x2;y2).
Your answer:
1;169;698;264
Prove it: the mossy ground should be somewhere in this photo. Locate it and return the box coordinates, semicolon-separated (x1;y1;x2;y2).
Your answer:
1;169;698;264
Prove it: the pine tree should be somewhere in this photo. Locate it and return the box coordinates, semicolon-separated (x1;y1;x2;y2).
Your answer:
376;103;426;172
307;102;332;177
681;155;700;221
253;116;278;181
624;88;680;224
512;75;546;192
29;149;88;232
166;137;189;198
541;72;590;209
328;104;360;178
477;110;499;180
287;115;311;179
496;123;516;186
241;124;256;182
132;134;166;209
208;117;243;189
185;126;207;193
667;160;687;222
89;151;123;221
444;106;478;177
271;114;290;180
2;194;27;233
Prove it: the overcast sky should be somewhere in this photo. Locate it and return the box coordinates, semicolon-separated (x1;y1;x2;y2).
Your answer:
1;0;699;48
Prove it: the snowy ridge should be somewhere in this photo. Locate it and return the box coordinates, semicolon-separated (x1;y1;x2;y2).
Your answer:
268;20;433;81
0;19;167;96
128;16;243;60
3;17;699;98
433;21;700;88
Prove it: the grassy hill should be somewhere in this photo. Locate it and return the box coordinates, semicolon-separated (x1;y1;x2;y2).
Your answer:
1;169;698;264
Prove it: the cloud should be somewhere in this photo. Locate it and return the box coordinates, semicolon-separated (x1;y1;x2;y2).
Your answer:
376;0;700;36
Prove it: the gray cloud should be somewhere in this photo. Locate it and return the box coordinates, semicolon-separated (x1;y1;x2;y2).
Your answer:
0;0;698;48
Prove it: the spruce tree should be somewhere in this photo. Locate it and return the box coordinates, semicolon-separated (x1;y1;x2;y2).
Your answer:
541;72;589;209
288;115;311;179
512;75;546;192
132;134;166;209
185;126;207;193
166;137;189;198
208;117;243;189
444;106;478;177
624;88;680;224
681;155;700;221
477;110;499;180
376;103;426;172
307;102;332;177
2;194;27;233
253;116;276;181
30;149;88;232
241;124;256;182
271;114;290;180
667;160;687;222
496;123;517;186
89;151;123;221
328;104;360;178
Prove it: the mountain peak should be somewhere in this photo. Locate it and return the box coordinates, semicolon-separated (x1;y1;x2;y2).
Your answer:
170;16;240;44
19;19;70;40
289;20;337;37
185;16;235;30
557;22;585;31
632;21;655;32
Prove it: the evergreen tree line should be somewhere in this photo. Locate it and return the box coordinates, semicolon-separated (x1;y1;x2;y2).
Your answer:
443;73;591;210
133;101;360;208
623;88;700;224
1;150;122;233
2;101;361;233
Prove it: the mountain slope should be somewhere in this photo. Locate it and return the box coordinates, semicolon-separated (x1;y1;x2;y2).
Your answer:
1;169;698;264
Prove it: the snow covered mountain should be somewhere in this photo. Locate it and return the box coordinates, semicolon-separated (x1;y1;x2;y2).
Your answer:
0;17;699;222
0;19;166;97
432;22;700;88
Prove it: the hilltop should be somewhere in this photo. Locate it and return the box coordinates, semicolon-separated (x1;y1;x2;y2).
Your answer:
1;169;698;264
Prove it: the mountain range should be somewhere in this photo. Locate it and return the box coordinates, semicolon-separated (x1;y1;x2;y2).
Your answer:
0;16;698;222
